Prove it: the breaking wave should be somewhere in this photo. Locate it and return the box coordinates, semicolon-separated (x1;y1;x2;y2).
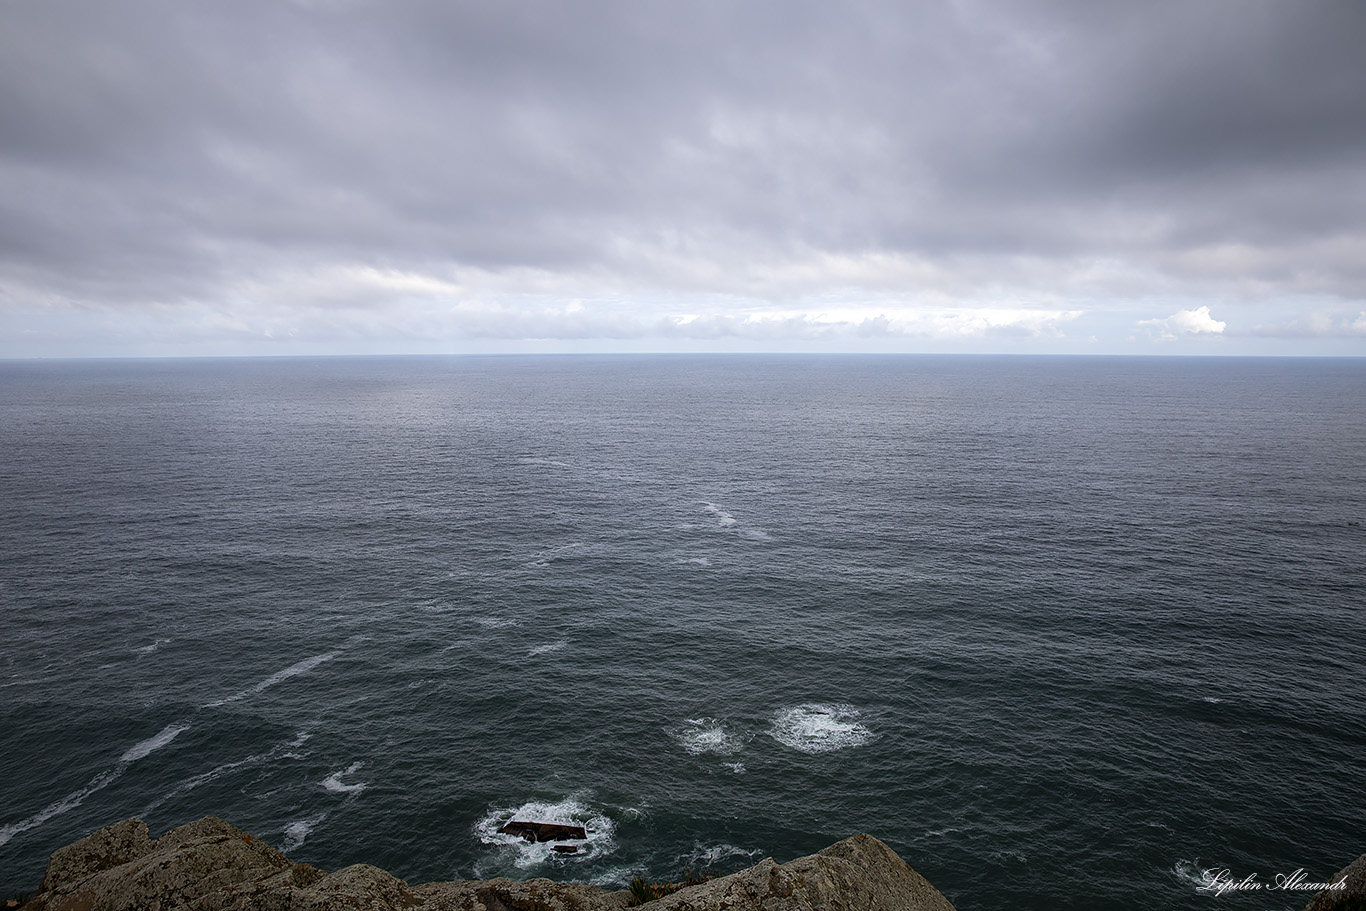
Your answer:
474;796;616;869
204;650;343;708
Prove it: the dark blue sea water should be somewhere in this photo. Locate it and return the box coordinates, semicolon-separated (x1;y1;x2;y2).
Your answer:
2;355;1363;909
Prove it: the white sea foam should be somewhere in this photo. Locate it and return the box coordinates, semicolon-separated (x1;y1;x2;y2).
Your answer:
526;542;585;568
476;618;522;629
723;762;746;774
672;717;745;756
701;503;770;540
1200;696;1224;704
528;640;568;657
321;761;368;795
683;842;763;868
1173;859;1223;890
121;723;190;762
703;503;738;527
517;457;573;469
1;722;190;848
922;827;961;838
589;865;647;888
281;813;328;853
475;796;616;868
0;769;121;848
282;729;313;759
134;638;170;656
205;650;342;708
141;730;309;817
682;557;711;566
768;703;875;754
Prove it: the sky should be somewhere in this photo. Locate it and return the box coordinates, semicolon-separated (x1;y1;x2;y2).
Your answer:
2;0;1365;358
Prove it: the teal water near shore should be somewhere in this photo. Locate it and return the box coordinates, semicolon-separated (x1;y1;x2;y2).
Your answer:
2;355;1363;909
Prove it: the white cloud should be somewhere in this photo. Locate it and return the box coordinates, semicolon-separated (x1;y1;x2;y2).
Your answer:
1138;305;1226;339
1245;309;1366;338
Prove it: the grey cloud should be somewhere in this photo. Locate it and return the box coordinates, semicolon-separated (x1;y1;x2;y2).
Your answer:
2;0;1364;352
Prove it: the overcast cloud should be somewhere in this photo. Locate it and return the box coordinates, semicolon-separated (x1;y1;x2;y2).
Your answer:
2;0;1364;356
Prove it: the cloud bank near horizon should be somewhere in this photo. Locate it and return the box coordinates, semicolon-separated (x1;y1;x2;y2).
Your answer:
3;0;1365;356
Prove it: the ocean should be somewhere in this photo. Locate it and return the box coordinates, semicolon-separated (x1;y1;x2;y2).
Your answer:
1;354;1362;909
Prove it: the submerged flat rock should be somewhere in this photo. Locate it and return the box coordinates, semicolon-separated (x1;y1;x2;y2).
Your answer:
23;816;957;911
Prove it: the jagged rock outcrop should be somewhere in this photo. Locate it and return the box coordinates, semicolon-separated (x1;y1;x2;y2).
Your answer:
1304;853;1366;911
23;816;956;911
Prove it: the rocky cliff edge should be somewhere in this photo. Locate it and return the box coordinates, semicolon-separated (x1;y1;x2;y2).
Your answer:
22;816;959;911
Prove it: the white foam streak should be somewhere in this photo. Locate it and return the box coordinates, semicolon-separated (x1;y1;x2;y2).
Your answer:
528;640;568;656
1;723;190;848
703;503;738;527
702;503;770;540
281;813;328;853
121;723;190;762
133;638;170;656
141;730;311;817
205;650;341;708
685;843;762;867
0;769;120;848
476;618;522;629
321;761;367;795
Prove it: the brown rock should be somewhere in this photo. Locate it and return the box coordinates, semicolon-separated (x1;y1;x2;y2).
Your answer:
26;817;955;911
1304;853;1366;911
647;833;956;911
38;818;153;894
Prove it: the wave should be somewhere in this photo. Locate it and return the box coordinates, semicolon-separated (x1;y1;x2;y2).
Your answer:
133;638;171;656
0;723;190;848
204;650;342;708
768;703;875;754
320;761;368;795
474;796;616;869
528;640;568;657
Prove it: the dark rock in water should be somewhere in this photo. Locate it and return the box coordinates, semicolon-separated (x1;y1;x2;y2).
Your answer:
552;844;581;855
1305;853;1366;911
498;819;589;843
22;816;958;910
